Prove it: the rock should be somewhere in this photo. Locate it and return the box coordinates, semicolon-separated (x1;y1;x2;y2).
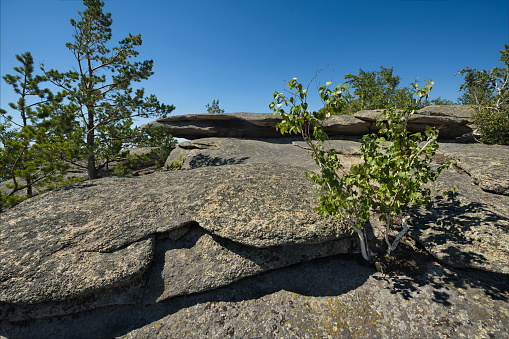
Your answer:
120;261;509;339
0;163;353;306
2;121;509;338
417;104;475;119
166;137;363;171
410;167;509;274
3;256;507;338
142;113;283;140
354;109;473;139
145;109;473;140
437;142;509;196
322;114;370;135
154;225;357;301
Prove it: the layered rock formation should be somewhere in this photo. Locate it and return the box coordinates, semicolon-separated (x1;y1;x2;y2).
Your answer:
1;105;508;338
143;105;474;140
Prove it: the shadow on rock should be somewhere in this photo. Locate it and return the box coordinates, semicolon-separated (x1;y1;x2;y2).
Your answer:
0;230;372;339
410;192;509;272
189;154;250;169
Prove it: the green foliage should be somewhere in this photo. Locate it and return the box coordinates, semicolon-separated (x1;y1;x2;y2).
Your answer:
319;67;453;115
270;78;452;261
43;0;175;179
112;125;177;175
0;52;78;212
206;99;225;114
457;44;509;144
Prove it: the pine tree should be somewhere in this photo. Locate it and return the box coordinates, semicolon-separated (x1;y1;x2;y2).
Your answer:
44;0;174;179
0;52;76;211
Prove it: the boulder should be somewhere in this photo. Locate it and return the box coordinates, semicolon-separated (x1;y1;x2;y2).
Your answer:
2;125;509;338
145;107;474;140
143;113;283;139
417;104;475;119
0;163;353;307
354;109;473;139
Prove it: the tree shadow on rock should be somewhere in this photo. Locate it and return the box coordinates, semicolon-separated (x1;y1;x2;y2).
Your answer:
410;192;508;271
189;154;250;169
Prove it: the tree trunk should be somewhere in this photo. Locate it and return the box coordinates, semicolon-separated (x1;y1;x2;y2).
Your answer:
86;107;97;180
87;153;97;180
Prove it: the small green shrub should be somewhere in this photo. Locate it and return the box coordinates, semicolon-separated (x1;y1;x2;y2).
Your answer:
458;44;509;145
472;107;509;144
270;78;453;262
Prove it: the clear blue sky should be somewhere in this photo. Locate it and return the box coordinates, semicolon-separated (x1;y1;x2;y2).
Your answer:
1;0;508;126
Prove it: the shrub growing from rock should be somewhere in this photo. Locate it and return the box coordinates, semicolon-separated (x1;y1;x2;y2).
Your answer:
270;78;453;262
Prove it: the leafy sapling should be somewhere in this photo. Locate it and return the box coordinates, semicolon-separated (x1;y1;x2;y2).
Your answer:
270;78;452;262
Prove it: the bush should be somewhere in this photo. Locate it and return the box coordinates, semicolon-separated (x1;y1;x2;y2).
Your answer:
458;44;509;145
270;78;453;262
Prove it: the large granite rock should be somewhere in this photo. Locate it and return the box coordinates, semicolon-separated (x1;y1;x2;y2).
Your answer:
437;142;509;196
354;109;473;139
410;167;509;274
166;137;363;171
2;126;508;338
2;255;508;338
417;104;475;119
145;106;473;140
0;163;353;306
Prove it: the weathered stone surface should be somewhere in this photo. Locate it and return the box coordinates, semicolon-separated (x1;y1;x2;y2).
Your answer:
146;113;370;140
146;108;473;140
2;127;509;338
437;142;509;196
354;109;473;138
0;163;351;305
120;261;509;339
155;225;357;301
322;114;370;135
143;113;283;139
410;167;509;274
166;137;363;171
5;254;505;339
417;104;475;119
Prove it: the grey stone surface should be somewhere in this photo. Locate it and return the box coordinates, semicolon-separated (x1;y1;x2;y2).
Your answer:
146;108;473;140
166;137;363;171
437;142;509;196
120;262;509;339
354;109;473;138
410;167;509;274
417;104;475;119
142;113;283;139
0;163;351;305
155;226;357;301
2;125;509;338
5;255;506;338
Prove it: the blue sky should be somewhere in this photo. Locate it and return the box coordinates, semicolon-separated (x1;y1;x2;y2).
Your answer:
1;0;508;126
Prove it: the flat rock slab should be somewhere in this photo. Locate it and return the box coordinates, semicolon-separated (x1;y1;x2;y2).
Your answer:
166;137;363;171
148;113;371;140
354;110;472;138
121;262;509;339
411;168;509;274
417;104;475;119
437;142;509;196
145;107;473;140
3;256;507;338
0;163;351;304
